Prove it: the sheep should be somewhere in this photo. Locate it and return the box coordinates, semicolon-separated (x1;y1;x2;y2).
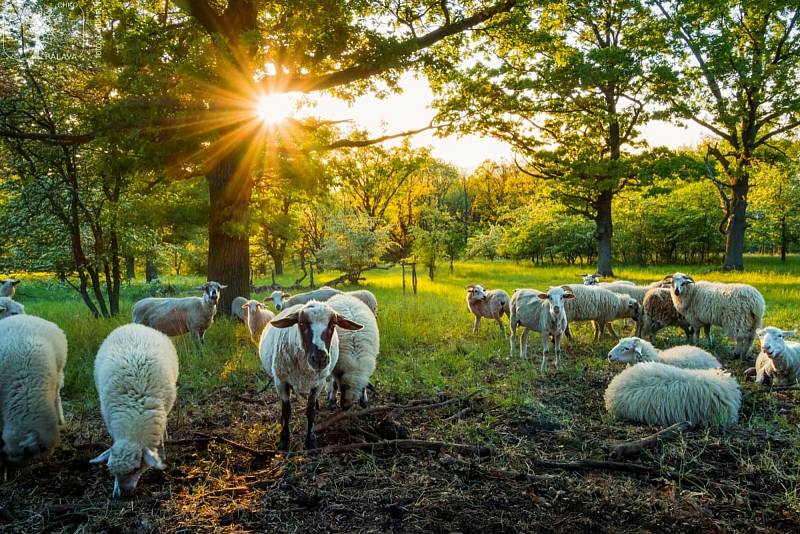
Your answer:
579;274;635;287
269;290;288;311
132;281;227;344
637;288;693;341
563;284;639;341
231;296;249;322
608;336;721;369
0;297;24;320
604;361;741;428
466;284;511;338
260;301;363;450
90;324;179;498
242;299;275;342
666;273;765;359
0;315;67;464
346;289;378;316
754;327;800;386
0;278;20;298
325;294;380;409
509;286;574;371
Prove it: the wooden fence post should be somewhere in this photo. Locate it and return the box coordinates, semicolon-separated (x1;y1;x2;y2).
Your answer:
310;266;315;289
411;262;417;295
401;262;406;295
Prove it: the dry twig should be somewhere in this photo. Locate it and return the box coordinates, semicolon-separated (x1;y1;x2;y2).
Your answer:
303;439;494;457
607;421;693;460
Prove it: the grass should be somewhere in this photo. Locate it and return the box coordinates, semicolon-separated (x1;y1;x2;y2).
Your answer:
4;255;800;531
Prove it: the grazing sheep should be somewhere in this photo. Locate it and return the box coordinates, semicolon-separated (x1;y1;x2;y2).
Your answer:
346;289;378;316
604;362;741;428
260;301;362;450
242;299;275;342
755;327;800;386
666;273;765;359
0;297;24;320
608;336;721;369
231;296;249;322
466;284;511;338
90;324;179;498
0;278;20;298
0;315;68;464
563;285;639;341
637;288;693;341
325;294;380;409
509;286;574;371
132;281;227;344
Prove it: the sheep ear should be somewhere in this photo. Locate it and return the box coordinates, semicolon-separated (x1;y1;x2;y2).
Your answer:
783;330;797;338
633;340;643;355
563;293;575;300
684;275;695;283
10;279;20;286
194;285;207;291
143;448;166;470
90;448;112;464
271;312;300;328
465;285;474;289
537;293;548;300
218;284;228;289
756;328;766;337
241;303;249;309
335;315;363;331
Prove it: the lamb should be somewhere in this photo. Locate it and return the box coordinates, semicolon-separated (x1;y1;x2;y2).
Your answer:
509;286;574;371
754;327;800;386
231;296;249;322
132;281;227;344
241;299;275;342
260;301;362;450
466;284;511;338
604;361;741;428
0;315;67;464
325;294;380;409
90;324;179;497
608;336;721;369
666;273;765;359
563;284;639;341
0;297;24;320
637;288;692;341
0;278;20;298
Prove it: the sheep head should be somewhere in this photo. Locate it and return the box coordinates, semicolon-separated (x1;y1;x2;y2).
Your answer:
608;337;644;364
669;273;695;297
757;327;797;369
537;286;574;317
196;281;227;306
91;440;166;498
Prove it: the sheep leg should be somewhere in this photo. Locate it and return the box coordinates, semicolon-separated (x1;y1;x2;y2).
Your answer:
681;325;693;342
279;383;292;451
540;333;550;373
521;328;531;360
495;316;507;339
326;376;339;409
735;334;755;360
305;387;320;450
554;334;563;370
564;323;573;339
472;316;481;335
509;322;517;359
703;324;712;344
606;322;619;339
689;322;701;345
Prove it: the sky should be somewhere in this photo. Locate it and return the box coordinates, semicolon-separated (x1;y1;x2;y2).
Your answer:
297;72;709;172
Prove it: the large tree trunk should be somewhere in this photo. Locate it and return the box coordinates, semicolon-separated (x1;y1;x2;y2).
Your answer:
146;256;159;282
207;148;253;315
780;215;787;263
270;250;284;275
595;190;614;276
722;175;749;271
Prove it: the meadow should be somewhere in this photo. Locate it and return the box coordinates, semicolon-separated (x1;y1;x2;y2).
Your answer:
2;256;800;532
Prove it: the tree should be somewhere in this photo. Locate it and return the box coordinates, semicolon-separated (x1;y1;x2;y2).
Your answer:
317;208;391;285
654;0;800;270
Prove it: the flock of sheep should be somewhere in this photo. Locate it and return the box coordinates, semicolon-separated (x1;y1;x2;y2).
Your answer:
0;269;797;500
466;272;797;429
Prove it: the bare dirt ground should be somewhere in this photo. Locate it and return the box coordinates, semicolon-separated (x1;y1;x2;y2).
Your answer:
2;370;799;533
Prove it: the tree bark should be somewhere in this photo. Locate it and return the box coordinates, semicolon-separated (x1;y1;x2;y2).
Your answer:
781;215;787;263
270;251;284;275
125;256;135;280
722;171;749;271
595;190;614;276
146;256;159;282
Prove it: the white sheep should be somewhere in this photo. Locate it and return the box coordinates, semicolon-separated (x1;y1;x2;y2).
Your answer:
509;286;574;371
754;327;800;386
466;284;511;338
0;315;67;464
608;336;721;369
325;294;380;409
346;289;378;316
667;273;765;359
241;299;275;342
637;288;693;341
0;297;24;320
132;281;227;344
0;278;20;298
563;284;639;341
231;296;249;322
604;361;741;428
90;324;179;497
580;274;635;287
260;301;362;450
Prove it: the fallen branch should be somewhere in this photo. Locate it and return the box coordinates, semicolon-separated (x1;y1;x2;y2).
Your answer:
531;458;658;475
444;407;475;422
304;439;494;457
438;456;553;483
607;421;692;460
166;433;278;459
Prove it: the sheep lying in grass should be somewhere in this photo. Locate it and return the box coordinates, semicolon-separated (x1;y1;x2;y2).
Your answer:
509;286;574;371
604;362;741;428
754;327;800;386
0;297;24;320
91;324;179;497
260;301;362;450
242;299;275;342
326;294;380;409
466;284;511;338
0;315;68;464
563;285;639;341
231;296;249;322
580;274;635;287
608;337;721;369
637;288;692;341
666;273;765;359
132;281;226;344
0;278;20;298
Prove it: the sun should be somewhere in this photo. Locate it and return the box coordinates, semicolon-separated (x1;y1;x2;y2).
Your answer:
254;92;298;124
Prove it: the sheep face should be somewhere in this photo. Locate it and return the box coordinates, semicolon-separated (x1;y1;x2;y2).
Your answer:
197;281;227;306
628;298;640;321
757;327;797;367
0;297;24;320
90;440;166;498
270;290;289;311
466;284;488;303
580;274;600;285
608;337;644;364
669;273;695;297
0;278;20;297
271;302;363;371
537;286;574;317
242;300;265;317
